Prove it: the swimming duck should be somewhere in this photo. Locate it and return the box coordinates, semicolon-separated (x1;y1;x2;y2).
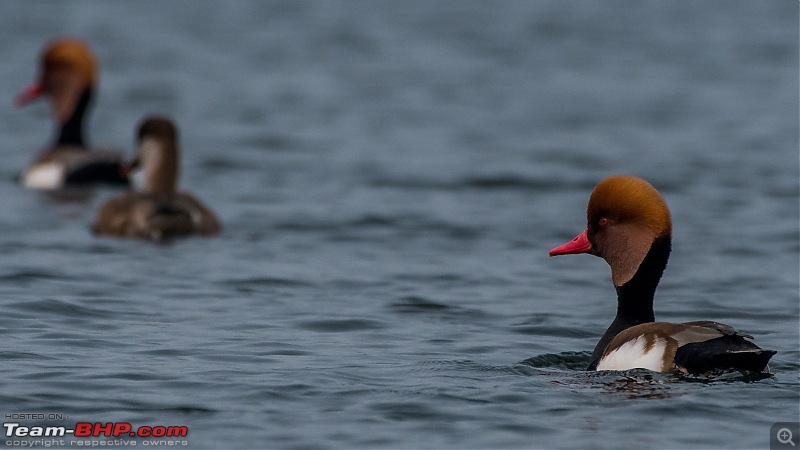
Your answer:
15;37;128;189
549;175;775;374
92;116;220;240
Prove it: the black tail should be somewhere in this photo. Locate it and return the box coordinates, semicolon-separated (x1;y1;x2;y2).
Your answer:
674;336;776;375
709;349;777;373
65;161;129;185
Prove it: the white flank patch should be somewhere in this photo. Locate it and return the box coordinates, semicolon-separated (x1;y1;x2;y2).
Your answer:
596;335;667;372
22;162;65;189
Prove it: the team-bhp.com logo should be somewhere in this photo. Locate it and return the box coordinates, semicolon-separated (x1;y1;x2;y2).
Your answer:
5;421;188;447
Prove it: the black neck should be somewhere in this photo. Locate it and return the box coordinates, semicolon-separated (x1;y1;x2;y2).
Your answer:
55;87;93;148
587;235;671;369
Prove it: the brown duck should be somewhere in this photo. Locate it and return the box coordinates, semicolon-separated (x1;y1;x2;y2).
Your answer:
16;37;128;189
549;175;775;374
92;116;220;240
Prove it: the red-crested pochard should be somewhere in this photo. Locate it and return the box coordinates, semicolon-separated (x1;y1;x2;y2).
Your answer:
16;37;128;189
549;175;775;374
92;116;220;240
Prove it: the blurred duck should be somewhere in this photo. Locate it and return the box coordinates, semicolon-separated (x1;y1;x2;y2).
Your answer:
549;175;775;375
15;37;128;189
92;116;220;240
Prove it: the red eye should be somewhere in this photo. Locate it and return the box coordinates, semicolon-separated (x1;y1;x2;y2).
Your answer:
598;217;609;227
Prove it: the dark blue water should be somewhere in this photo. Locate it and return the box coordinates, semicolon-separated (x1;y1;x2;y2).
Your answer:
1;1;798;448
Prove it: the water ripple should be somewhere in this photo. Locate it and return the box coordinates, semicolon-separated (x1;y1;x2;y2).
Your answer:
295;318;387;333
7;298;115;319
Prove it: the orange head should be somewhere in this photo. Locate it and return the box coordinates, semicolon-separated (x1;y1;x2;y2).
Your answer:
15;38;98;122
550;175;672;286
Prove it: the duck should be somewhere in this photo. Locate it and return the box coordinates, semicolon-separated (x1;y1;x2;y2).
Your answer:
15;37;128;189
92;116;220;240
549;175;775;375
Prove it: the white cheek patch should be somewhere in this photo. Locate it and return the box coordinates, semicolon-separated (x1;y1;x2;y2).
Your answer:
22;162;66;189
596;335;667;372
139;139;163;172
129;167;145;190
136;138;165;191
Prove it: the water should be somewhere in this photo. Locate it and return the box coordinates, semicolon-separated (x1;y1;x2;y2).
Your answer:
0;1;798;448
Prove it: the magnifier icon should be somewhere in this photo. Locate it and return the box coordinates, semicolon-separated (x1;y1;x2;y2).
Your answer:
778;428;796;446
